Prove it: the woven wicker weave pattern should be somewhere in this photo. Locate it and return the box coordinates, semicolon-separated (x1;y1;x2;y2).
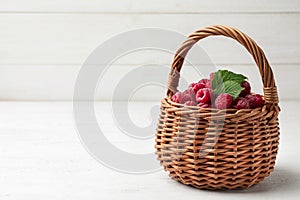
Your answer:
155;25;280;190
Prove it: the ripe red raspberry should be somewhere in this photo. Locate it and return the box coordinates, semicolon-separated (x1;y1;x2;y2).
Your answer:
198;102;212;108
198;78;209;85
214;93;233;109
172;92;190;104
189;82;205;93
205;80;212;89
196;88;212;104
240;81;251;97
184;88;197;102
235;97;250;109
231;97;242;108
184;101;197;106
253;94;264;107
245;94;255;106
209;72;215;80
246;94;264;108
198;78;211;89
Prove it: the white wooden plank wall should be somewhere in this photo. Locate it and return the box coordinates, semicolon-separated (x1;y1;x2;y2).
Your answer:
0;0;299;101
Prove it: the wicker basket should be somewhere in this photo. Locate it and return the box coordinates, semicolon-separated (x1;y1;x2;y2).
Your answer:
155;25;280;190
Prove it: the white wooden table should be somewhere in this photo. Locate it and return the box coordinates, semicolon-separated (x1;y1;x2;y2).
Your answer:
0;101;299;200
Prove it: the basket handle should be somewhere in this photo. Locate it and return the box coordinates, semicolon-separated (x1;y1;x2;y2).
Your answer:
167;25;279;105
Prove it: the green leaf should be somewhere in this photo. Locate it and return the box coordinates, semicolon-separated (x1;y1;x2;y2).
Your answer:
217;70;247;84
211;69;247;100
212;79;225;95
213;81;244;100
211;70;223;92
223;81;244;99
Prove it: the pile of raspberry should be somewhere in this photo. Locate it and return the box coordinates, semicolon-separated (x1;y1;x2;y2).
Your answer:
171;72;264;109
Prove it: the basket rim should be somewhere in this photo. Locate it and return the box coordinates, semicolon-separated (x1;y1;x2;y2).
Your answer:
164;96;265;112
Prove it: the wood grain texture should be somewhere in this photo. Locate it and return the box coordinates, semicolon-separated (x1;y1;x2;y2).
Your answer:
0;0;299;13
0;14;298;65
0;101;299;199
0;64;298;101
0;1;298;100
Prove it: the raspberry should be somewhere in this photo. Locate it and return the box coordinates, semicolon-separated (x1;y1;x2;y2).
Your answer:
196;88;212;104
253;94;264;107
209;72;215;80
231;97;242;108
184;88;197;102
240;81;251;97
206;80;212;89
246;94;264;108
198;78;209;85
235;98;250;109
245;94;256;107
172;92;180;103
214;93;233;109
198;78;211;89
172;92;190;104
184;101;197;106
198;102;212;108
189;82;205;93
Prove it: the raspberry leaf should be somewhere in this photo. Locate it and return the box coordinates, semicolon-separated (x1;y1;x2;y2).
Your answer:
211;70;223;91
212;70;247;89
218;70;247;84
223;81;244;99
212;69;247;99
213;81;244;100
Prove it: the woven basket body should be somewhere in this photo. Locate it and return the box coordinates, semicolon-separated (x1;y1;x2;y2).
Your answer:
155;25;280;190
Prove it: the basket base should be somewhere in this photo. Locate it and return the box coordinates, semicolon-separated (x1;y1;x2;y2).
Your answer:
167;166;274;190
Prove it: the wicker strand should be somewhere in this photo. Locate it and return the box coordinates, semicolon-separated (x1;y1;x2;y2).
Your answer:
264;87;279;104
168;69;180;94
